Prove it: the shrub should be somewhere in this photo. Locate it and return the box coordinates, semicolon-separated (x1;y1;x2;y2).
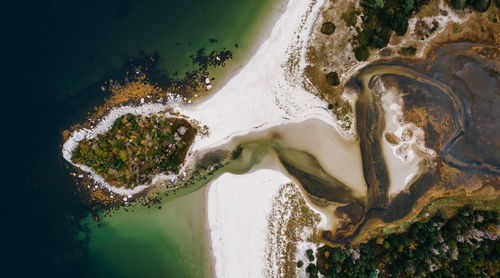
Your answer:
325;71;340;86
399;45;417;56
451;0;467;9
342;6;359;27
380;48;393;56
320;22;336;34
451;0;490;11
306;264;319;278
352;0;430;60
306;249;315;261
355;45;370;61
473;0;491;11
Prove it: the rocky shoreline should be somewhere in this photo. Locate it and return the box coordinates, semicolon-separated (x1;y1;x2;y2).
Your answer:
62;47;233;211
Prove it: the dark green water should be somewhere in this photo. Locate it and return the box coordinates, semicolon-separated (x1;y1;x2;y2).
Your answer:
3;0;279;277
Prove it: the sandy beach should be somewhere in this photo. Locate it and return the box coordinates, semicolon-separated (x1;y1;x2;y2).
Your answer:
207;169;288;278
61;0;336;195
62;0;333;275
198;0;333;276
177;0;335;152
61;0;437;274
61;0;340;275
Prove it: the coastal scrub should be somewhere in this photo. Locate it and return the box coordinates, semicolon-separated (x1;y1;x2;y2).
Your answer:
71;113;196;188
306;205;500;277
353;0;430;60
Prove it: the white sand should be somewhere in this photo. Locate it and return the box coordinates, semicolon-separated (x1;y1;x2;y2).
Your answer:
62;0;333;274
61;0;348;274
175;0;336;154
61;0;344;198
60;0;453;274
203;0;335;276
207;169;294;278
378;81;436;196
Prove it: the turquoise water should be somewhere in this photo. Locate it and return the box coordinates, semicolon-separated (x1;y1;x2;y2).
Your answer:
83;122;304;278
3;0;280;277
78;1;281;277
82;117;361;278
86;190;209;278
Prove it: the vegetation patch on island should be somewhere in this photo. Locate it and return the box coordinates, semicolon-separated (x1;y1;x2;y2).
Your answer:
72;113;196;188
62;47;234;207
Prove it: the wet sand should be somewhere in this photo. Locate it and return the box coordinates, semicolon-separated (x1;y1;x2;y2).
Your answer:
321;43;499;243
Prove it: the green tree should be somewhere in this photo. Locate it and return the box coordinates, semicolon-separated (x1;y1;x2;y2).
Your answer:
451;0;467;9
306;249;315;262
354;46;370;61
403;0;415;14
473;0;491;11
306;263;319;278
383;241;391;249
320;22;336;35
393;12;409;35
326;71;340;86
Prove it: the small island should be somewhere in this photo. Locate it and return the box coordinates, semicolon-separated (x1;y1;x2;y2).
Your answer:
71;113;196;189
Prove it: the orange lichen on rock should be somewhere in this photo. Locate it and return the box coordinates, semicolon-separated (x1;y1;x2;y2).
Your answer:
107;75;161;105
90;74;165;121
62;129;71;140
